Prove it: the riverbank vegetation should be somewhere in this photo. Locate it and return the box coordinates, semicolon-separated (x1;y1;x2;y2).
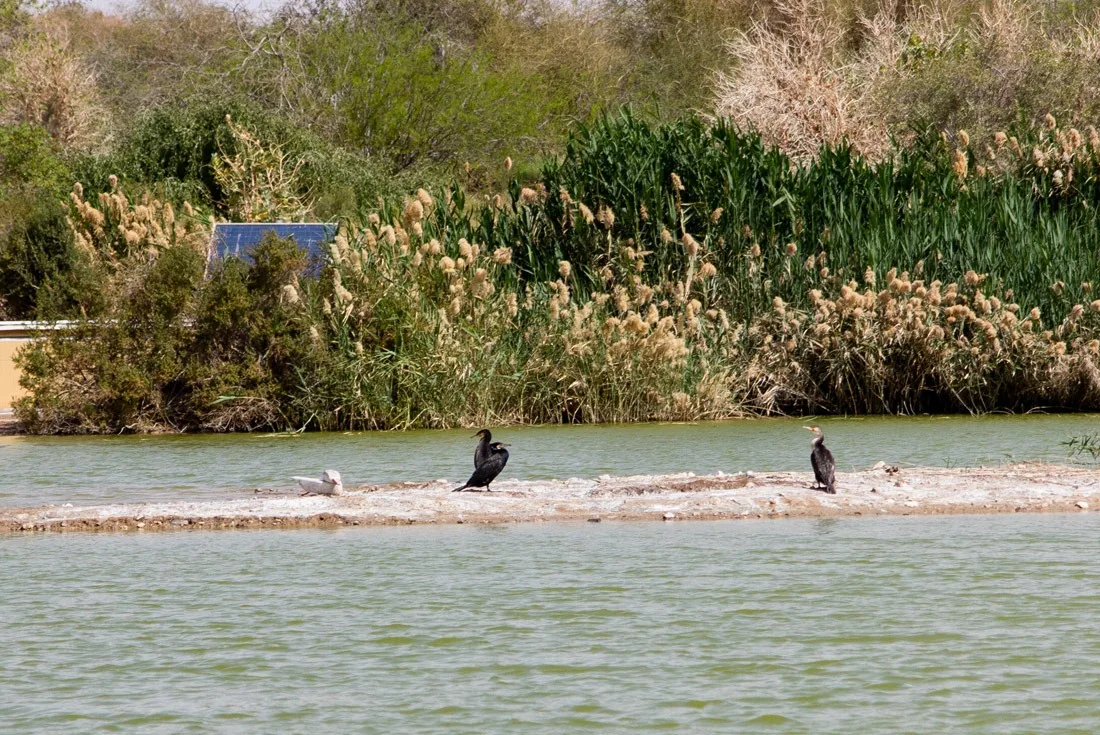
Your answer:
6;0;1100;431
13;112;1100;432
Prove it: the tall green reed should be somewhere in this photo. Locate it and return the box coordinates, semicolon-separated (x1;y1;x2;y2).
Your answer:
473;110;1100;323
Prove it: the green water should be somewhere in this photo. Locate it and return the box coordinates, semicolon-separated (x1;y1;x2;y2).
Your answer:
1;414;1099;506
3;516;1100;732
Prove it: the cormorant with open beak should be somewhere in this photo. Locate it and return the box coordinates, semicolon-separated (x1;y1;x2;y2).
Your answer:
454;442;510;492
804;425;836;494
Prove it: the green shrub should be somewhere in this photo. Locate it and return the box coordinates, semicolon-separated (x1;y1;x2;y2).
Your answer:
0;123;71;198
68;101;405;217
14;234;323;433
185;234;319;431
0;196;104;320
296;17;548;172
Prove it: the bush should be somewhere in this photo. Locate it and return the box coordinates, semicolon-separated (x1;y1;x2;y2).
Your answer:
873;0;1100;141
184;234;319;430
0;195;103;319
69;101;405;217
711;0;1100;157
14;234;322;433
0;23;109;148
297;17;548;172
0;123;71;198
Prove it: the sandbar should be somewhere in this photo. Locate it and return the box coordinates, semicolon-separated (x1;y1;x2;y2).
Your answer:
2;463;1098;533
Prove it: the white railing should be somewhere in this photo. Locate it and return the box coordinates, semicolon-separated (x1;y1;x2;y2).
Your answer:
0;321;79;339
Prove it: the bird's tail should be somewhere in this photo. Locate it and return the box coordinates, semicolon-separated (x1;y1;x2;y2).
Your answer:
452;484;469;492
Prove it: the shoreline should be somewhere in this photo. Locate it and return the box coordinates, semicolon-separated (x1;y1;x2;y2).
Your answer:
0;414;21;436
2;463;1097;534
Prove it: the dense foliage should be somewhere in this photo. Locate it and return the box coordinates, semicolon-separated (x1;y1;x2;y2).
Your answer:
15;114;1100;432
8;0;1100;430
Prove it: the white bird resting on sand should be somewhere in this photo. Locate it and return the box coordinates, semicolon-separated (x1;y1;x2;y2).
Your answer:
292;469;344;496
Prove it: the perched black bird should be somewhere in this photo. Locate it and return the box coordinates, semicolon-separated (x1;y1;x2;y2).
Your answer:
472;429;492;468
805;425;836;494
454;442;510;492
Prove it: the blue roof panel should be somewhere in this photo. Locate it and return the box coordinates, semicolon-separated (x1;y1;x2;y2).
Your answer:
212;223;338;261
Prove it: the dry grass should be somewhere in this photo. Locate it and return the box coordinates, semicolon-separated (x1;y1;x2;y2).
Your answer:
67;179;209;261
0;20;108;149
714;0;894;159
748;269;1100;414
713;0;1100;158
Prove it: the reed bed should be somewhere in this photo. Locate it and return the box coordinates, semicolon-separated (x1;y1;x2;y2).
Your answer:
14;113;1100;432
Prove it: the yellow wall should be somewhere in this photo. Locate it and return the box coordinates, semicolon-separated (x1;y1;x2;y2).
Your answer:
0;339;30;411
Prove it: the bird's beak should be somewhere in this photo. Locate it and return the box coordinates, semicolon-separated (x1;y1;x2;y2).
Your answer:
803;426;813;431
501;443;512;447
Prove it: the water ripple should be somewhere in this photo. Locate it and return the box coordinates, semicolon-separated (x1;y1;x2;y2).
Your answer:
3;515;1100;732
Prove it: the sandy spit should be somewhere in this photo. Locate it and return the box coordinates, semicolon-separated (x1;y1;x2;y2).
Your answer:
2;463;1099;534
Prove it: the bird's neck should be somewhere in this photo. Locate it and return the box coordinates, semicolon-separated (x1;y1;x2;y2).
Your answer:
811;435;824;447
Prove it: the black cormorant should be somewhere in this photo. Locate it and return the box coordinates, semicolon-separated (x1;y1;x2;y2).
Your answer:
804;425;836;494
473;429;492;468
454;442;510;492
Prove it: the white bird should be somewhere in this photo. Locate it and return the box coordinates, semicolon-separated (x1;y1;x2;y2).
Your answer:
292;469;344;496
